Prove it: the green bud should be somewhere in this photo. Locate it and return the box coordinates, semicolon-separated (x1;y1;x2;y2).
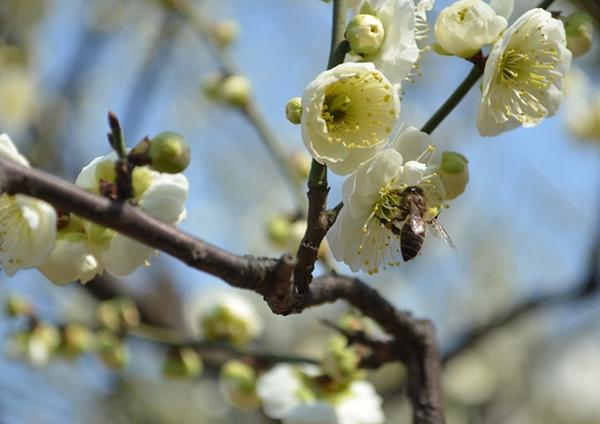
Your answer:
321;335;361;385
288;152;311;180
60;323;93;358
219;75;252;107
285;97;303;125
19;323;61;366
267;215;292;248
212;19;240;48
163;347;203;378
439;151;469;200
96;330;129;369
96;298;140;332
149;131;190;174
202;74;252;107
345;14;385;55
5;294;33;317
565;12;593;58
219;360;261;410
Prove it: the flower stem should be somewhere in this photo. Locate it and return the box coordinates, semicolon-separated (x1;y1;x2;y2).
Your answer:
420;65;483;135
161;0;307;212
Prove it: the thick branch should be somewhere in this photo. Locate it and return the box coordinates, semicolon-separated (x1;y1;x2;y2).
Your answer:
0;156;281;294
308;275;445;424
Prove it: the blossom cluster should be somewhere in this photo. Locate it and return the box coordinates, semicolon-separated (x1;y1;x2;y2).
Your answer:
0;133;189;284
289;0;577;273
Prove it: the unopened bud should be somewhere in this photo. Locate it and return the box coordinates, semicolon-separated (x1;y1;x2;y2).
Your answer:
222;75;251;107
267;215;292;247
163;347;203;378
212;19;240;48
219;360;261;410
96;298;140;332
345;14;385;55
288;152;311;180
149;132;190;174
285;97;303;125
96;330;129;369
61;323;93;358
321;335;361;385
5;294;33;317
25;323;61;366
439;151;469;200
565;12;593;58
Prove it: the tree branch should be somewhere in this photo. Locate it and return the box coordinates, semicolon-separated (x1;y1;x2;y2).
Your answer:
0;154;444;422
307;275;445;423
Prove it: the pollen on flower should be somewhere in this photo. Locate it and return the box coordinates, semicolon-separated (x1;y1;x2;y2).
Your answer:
479;8;572;135
319;70;397;150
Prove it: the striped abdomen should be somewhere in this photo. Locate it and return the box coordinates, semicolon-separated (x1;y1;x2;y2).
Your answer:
400;223;425;261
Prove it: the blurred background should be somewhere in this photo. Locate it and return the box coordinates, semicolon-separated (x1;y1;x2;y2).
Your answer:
0;0;599;422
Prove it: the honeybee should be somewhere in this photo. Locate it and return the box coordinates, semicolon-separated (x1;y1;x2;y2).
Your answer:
389;186;455;261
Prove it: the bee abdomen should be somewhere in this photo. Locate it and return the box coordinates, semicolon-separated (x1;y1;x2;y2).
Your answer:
401;223;425;261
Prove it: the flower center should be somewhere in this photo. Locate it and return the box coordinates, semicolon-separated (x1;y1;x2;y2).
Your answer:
494;25;561;123
321;71;396;149
372;186;404;224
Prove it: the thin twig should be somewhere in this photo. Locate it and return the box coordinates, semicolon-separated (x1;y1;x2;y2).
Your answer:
161;0;307;211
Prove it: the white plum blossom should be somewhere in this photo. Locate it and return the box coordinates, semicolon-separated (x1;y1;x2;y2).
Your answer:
301;62;400;175
183;290;263;346
434;0;512;58
256;363;384;424
75;152;188;277
477;8;572;136
0;134;57;276
327;126;446;274
38;151;188;284
38;222;102;285
346;0;435;89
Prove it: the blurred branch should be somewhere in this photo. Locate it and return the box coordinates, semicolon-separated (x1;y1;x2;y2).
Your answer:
443;217;600;364
131;323;320;366
0;153;444;423
122;11;181;137
158;0;307;211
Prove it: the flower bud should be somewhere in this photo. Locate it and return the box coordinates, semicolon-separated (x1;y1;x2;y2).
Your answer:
203;74;252;107
345;14;385;55
565;12;593;58
163;347;203;378
5;294;33;317
24;323;61;366
267;215;292;247
439;151;469;200
60;323;93;358
212;19;240;48
288;151;311;180
285;97;302;125
96;298;140;332
96;330;129;369
148;131;190;174
321;335;361;385
219;360;261;410
434;0;507;58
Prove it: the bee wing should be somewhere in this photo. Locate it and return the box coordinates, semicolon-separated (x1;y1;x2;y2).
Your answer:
429;218;456;251
409;203;426;235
